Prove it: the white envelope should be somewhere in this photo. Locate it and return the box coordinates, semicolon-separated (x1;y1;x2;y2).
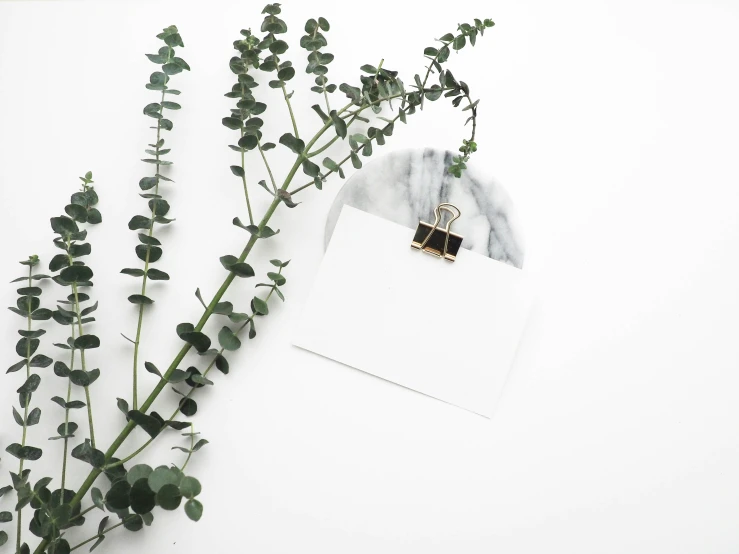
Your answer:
293;206;534;417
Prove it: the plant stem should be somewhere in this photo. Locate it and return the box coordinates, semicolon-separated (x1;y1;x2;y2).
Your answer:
239;127;254;224
257;142;278;193
33;101;345;554
132;46;172;410
179;423;195;472
71;282;95;449
16;264;32;554
281;84;300;139
69;516;136;552
60;327;77;493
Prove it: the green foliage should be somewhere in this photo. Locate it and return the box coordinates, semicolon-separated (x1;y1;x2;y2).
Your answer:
3;9;494;554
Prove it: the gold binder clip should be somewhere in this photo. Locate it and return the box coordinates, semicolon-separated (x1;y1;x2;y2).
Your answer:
411;203;463;262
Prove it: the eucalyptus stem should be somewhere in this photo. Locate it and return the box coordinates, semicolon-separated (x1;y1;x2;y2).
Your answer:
16;264;33;554
281;84;300;139
257;142;278;193
60;327;76;493
106;279;280;470
71;281;95;449
46;122;330;531
69;516;136;552
26;12;495;553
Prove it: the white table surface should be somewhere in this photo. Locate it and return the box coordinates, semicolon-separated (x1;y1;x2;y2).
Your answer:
1;1;738;552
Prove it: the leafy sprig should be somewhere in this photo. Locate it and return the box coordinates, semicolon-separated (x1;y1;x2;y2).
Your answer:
10;9;495;554
124;25;190;411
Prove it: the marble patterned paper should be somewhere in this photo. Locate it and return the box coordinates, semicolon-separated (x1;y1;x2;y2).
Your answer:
325;148;525;268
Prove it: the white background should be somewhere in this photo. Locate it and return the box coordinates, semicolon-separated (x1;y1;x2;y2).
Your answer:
1;0;738;552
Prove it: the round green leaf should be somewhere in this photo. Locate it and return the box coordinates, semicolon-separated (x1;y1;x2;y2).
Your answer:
184;498;203;521
59;265;93;283
156;483;182;510
130;478;156;515
179;477;201;499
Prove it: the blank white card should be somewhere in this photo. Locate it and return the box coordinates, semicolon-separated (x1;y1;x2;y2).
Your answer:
293;206;534;417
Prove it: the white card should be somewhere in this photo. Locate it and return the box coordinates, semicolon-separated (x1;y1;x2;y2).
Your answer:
293;206;534;417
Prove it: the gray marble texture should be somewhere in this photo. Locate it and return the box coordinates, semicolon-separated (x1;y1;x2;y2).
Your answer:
325;148;525;268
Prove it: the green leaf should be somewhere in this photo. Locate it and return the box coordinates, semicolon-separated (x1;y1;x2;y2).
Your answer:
302;159;321;177
26;407;41;426
129;215;152;231
147;466;180;493
267;272;287;286
269;39;289;54
279;133;305;155
18;374;40;394
162;100;181;109
252;296;269;315
59;264;92;284
136;244;163;262
270;259;291;268
144;362;162;377
121;268;146;277
130;478;156;515
5;443;42;461
238;134;258;150
29;354;52;368
311;104;330;123
128;410;163;438
179;477;202;499
222;117;242;130
351;151;362;169
330;110;347;138
156;483;182;510
213;301;233;315
7;359;26;373
147;268;170;280
218;326;241;351
178;398;197;416
318;17;330;31
184;498;203;521
277;66;295;81
105;480;131;510
180;331;211;353
143;103;162;119
162;62;183;75
0;512;12;523
219;255;238;270
230;165;245;177
74;334;100;349
215;354;229;374
230;263;255;278
91;487;105;510
50;216;79;236
128;294;154;305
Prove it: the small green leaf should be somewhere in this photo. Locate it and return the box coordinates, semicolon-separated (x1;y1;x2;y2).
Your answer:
252;296;269;315
74;334;100;350
59;265;93;283
157;483;182;510
218;326;241;351
128;294;154;305
185;498;203;521
278;133;305;155
230;165;245;177
330;110;347;138
180;331;211;353
179;476;202;499
222;117;243;130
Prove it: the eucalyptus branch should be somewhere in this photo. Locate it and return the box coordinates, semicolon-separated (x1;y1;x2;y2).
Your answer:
125;25;190;410
4;255;51;552
20;8;495;554
105;265;286;470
